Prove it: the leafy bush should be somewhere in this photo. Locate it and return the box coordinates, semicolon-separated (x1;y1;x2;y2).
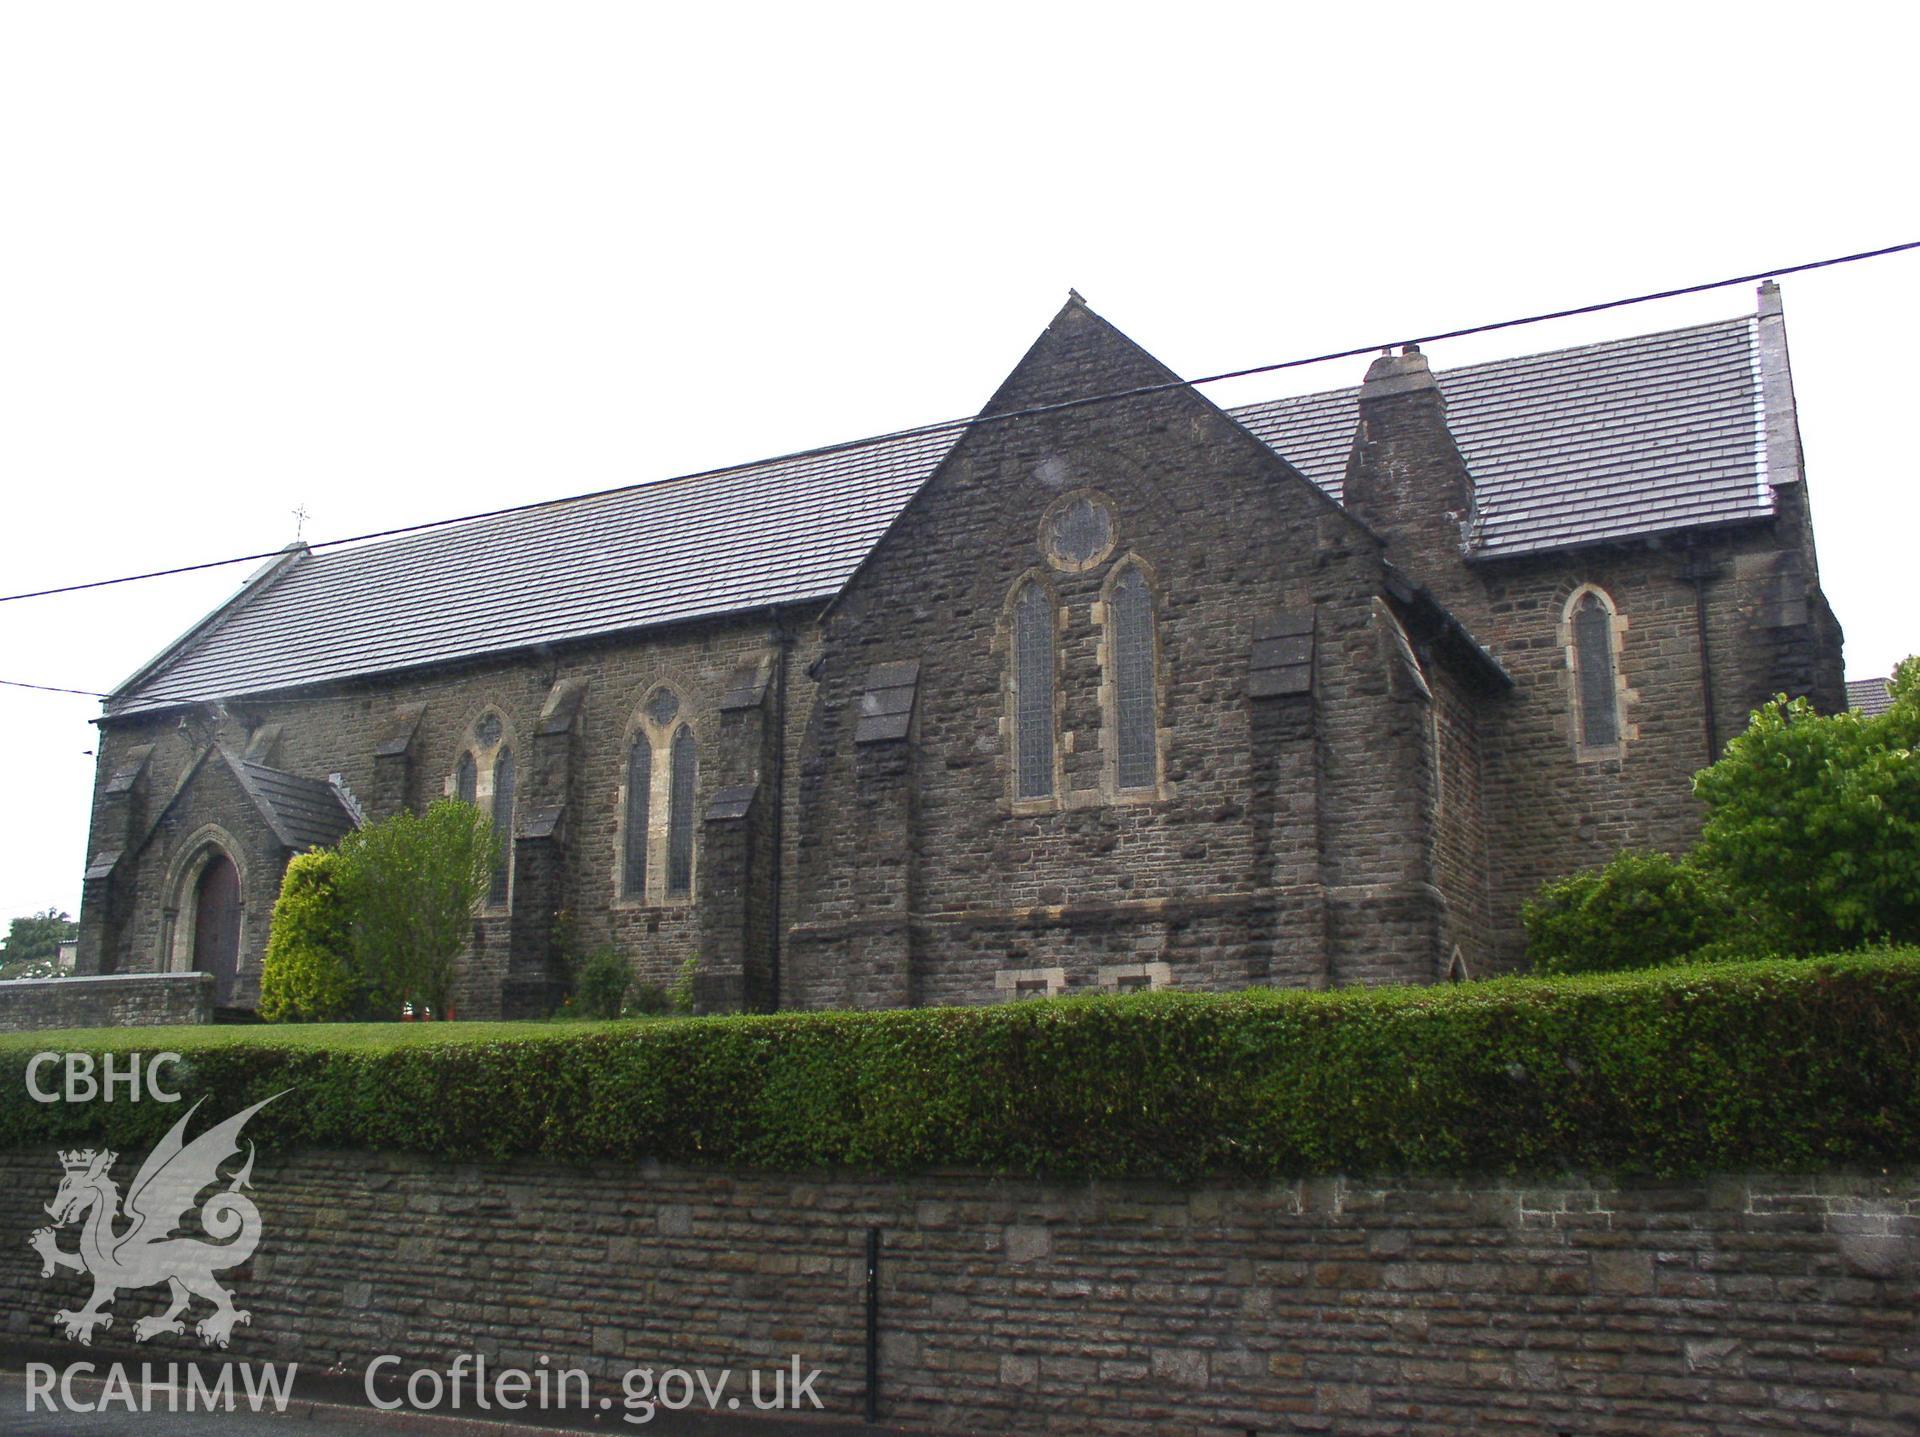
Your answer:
667;955;698;1015
626;983;672;1016
1524;851;1740;975
1693;657;1920;954
6;950;1919;1182
334;800;499;1016
572;949;633;1020
259;851;358;1021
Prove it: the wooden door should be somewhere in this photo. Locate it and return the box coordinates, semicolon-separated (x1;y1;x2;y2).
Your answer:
192;854;242;1006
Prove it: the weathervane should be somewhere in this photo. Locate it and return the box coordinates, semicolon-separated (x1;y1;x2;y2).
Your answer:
292;505;310;542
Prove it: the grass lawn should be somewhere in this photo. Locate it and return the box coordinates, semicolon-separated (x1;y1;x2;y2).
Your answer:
0;1017;663;1053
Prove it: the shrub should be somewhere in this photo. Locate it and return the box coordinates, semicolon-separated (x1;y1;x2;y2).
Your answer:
572;949;633;1020
1524;850;1741;975
1693;656;1920;954
334;800;499;1016
667;955;698;1015
259;850;358;1021
6;950;1919;1182
626;983;672;1016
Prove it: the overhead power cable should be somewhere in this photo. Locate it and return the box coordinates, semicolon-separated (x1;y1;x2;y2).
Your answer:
0;236;1914;622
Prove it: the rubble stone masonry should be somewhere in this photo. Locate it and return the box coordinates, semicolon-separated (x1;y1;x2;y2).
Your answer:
3;1147;1915;1434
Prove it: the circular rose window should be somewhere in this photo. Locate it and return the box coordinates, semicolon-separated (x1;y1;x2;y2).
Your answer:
1042;494;1116;572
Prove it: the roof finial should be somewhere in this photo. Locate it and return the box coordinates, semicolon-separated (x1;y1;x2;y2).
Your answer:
291;504;310;543
1067;288;1087;306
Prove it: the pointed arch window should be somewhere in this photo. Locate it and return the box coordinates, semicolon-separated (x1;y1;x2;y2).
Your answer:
1568;588;1624;755
489;748;515;904
622;736;652;901
454;752;478;807
617;688;699;907
666;726;697;897
1012;580;1056;801
1109;565;1158;790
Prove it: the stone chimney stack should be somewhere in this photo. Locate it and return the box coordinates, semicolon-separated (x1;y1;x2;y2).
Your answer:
1342;344;1478;598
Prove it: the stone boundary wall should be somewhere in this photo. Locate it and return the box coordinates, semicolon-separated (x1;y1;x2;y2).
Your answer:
0;972;212;1033
1;1148;1915;1434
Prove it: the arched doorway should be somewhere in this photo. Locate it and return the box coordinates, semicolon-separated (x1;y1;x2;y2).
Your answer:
192;853;242;1006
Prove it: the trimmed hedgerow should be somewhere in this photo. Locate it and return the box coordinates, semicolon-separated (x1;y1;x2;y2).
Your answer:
4;950;1918;1181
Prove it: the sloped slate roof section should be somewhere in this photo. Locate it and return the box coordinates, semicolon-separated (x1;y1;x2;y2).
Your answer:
1233;316;1772;558
112;427;958;715
234;759;359;851
110;315;1775;715
1847;677;1895;717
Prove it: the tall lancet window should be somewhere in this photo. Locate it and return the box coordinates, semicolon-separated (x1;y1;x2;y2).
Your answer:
489;748;515;904
622;736;652;900
1013;579;1056;801
1109;565;1158;790
454;752;478;807
1569;588;1623;754
666;726;697;898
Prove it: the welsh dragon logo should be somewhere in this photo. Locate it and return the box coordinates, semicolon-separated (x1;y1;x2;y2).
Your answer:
29;1093;282;1348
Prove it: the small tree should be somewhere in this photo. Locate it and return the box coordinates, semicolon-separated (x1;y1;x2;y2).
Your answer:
2;908;77;971
259;850;358;1021
1692;656;1920;955
334;800;499;1017
571;949;633;1019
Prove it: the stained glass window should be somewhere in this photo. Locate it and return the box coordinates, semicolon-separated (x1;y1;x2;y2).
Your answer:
1111;567;1157;789
1014;581;1055;800
474;713;502;748
454;752;477;806
1573;592;1620;750
667;727;697;897
624;737;651;900
489;748;515;904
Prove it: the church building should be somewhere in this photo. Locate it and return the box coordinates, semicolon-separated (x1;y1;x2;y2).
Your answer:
73;285;1846;1016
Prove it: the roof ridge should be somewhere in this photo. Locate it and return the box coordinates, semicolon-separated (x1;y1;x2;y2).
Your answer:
107;305;1783;716
1225;312;1754;416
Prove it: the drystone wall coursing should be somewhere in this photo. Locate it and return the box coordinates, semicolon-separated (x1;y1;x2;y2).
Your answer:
2;1149;1916;1435
0;973;212;1033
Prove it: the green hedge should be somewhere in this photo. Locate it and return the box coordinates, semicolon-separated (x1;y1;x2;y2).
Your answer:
5;950;1919;1181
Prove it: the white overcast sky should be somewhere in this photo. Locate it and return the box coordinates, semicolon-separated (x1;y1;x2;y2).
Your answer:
2;3;1915;926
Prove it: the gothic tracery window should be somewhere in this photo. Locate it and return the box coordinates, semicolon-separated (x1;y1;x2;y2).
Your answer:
1012;579;1056;801
450;711;515;906
620;687;699;905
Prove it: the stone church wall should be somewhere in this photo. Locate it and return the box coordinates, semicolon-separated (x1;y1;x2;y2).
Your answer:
4;1146;1914;1434
79;611;817;1019
74;303;1844;1012
1469;515;1842;972
785;303;1465;1008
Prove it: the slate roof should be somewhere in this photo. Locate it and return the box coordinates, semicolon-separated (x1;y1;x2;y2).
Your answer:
1233;316;1771;556
1847;677;1896;717
230;755;359;850
108;314;1777;716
